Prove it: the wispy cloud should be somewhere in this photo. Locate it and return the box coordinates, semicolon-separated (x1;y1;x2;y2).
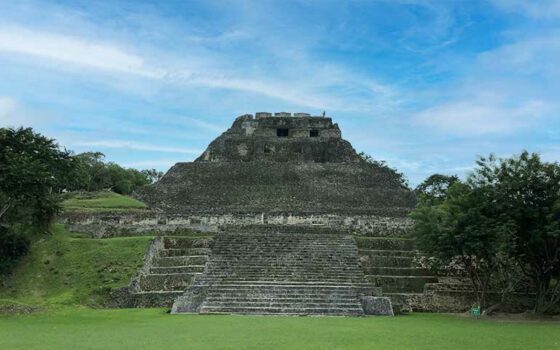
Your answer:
0;23;401;112
71;140;202;154
0;95;59;128
491;0;560;19
0;25;161;77
412;95;550;136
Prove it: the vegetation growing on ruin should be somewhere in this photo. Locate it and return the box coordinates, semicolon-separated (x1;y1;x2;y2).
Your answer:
0;225;151;307
61;191;148;213
1;309;559;350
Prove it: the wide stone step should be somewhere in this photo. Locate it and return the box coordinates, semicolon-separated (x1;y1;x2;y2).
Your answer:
203;301;362;308
149;265;205;274
208;267;363;272
153;256;208;267
363;267;431;276
204;296;361;302
211;251;358;256
207;279;366;284
354;237;414;251
205;273;364;279
210;256;359;261
367;275;438;293
160;248;211;257
199;306;364;315
359;256;415;268
138;273;198;291
206;282;373;288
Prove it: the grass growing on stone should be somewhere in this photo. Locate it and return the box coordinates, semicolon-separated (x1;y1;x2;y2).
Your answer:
0;224;151;307
61;191;148;212
1;308;559;350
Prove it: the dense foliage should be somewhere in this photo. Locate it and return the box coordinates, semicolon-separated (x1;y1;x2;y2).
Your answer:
412;152;560;314
69;152;162;195
0;127;75;271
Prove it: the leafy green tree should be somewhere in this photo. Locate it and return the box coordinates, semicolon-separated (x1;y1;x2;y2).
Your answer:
70;153;152;195
415;174;460;203
0;127;74;228
470;152;560;314
413;152;560;314
0;127;75;271
411;181;505;310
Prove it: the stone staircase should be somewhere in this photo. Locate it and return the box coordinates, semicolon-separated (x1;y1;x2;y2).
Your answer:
127;235;212;307
172;231;386;315
354;236;439;310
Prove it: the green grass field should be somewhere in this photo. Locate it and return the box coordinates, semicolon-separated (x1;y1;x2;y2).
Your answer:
61;191;148;212
0;224;151;306
1;308;558;350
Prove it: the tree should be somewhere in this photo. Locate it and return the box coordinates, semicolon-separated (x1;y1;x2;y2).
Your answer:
470;152;560;314
141;169;164;184
0;127;74;228
0;127;75;271
415;174;459;203
411;181;506;310
413;152;560;314
70;153;153;194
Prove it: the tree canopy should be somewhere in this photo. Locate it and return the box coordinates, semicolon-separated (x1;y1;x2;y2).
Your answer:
411;151;560;314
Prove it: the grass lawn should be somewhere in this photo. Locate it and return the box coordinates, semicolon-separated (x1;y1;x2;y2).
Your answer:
61;191;148;212
0;224;151;306
0;308;559;350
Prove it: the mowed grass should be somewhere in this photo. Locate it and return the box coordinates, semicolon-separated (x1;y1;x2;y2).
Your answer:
0;224;151;306
61;191;147;212
1;308;559;350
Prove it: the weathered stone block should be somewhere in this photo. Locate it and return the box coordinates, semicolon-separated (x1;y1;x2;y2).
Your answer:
360;296;394;316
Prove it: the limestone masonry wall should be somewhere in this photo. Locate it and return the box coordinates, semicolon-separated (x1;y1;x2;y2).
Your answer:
59;211;413;238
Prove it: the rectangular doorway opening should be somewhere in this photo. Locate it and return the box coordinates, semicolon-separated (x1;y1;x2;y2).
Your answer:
277;128;289;137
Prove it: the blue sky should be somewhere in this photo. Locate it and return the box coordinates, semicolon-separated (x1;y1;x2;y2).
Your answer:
1;0;559;185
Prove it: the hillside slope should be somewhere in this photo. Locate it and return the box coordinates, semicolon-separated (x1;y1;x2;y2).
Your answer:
0;224;151;308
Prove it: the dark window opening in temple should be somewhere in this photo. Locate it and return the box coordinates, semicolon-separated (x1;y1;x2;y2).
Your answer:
264;145;272;154
277;128;289;137
310;130;319;137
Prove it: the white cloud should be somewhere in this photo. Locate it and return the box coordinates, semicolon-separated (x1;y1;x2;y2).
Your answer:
413;96;550;136
491;0;560;19
71;140;202;154
0;96;56;127
0;96;17;123
477;34;560;77
411;29;560;137
0;25;162;77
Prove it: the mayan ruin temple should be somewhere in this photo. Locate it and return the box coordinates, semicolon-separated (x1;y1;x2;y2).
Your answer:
62;112;477;315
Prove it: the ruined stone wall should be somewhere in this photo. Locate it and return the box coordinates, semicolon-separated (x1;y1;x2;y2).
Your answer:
196;113;358;163
59;211;413;238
